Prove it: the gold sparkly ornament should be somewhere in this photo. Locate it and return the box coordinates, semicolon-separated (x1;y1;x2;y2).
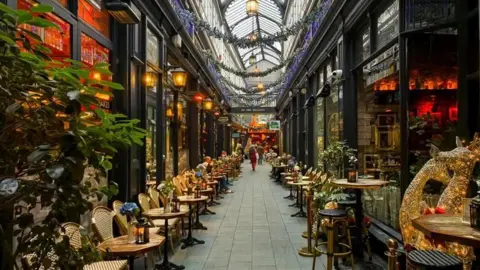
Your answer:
399;134;480;263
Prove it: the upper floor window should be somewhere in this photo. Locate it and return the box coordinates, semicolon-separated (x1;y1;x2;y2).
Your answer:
78;0;110;38
376;0;399;49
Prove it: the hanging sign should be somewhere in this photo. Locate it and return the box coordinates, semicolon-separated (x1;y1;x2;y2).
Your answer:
218;116;229;123
268;120;281;130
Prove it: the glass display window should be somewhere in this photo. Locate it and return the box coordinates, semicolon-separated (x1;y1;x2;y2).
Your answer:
146;106;157;177
78;0;110;38
355;26;370;64
316;68;325;168
376;0;399;49
407;32;458;227
147;28;160;68
357;44;401;229
18;0;71;60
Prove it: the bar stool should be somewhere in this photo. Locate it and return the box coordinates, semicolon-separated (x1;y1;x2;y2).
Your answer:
313;209;354;270
406;250;462;270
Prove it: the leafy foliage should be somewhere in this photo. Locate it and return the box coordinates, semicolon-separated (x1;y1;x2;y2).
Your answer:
318;140;357;177
0;3;145;269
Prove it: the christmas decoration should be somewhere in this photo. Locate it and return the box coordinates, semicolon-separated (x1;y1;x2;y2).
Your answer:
173;0;333;49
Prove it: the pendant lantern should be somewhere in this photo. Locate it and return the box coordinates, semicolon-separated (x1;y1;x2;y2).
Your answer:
249;54;256;65
246;0;259;16
257;82;264;90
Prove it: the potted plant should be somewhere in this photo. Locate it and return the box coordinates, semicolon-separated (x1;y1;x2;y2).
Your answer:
157;178;176;212
347;155;358;183
0;4;146;268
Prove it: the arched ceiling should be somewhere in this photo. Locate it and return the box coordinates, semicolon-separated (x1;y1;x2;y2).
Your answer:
223;0;285;67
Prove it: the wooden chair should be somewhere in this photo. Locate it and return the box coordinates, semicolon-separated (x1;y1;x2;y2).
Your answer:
138;193;181;252
148;187;161;208
61;222;128;270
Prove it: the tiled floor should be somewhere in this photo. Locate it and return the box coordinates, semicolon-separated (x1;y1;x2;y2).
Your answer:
168;162;328;270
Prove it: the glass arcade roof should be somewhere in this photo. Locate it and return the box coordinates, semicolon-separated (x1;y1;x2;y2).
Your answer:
224;0;284;67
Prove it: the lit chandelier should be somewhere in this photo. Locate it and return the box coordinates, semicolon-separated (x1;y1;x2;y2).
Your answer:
246;0;259;16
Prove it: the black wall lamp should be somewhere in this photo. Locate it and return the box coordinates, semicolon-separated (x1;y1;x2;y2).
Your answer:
105;0;140;24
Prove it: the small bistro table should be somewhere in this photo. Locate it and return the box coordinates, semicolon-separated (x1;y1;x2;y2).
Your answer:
273;164;288;183
206;180;220;205
286;180;312;218
209;174;225;199
331;178;389;257
178;195;209;249
96;234;165;270
412;215;480;248
285;176;311;207
143;208;188;270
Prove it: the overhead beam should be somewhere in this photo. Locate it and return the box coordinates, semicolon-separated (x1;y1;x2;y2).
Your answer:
255;14;265;60
229;13;282;31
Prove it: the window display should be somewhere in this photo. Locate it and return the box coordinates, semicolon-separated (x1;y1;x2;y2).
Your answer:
146;107;157;178
81;33;111;109
18;0;71;60
78;0;110;38
316;71;325;168
357;44;401;229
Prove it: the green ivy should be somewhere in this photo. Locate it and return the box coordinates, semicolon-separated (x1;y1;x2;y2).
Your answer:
0;3;145;269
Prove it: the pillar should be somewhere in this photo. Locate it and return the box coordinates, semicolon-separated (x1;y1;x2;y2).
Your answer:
306;74;317;168
206;113;215;157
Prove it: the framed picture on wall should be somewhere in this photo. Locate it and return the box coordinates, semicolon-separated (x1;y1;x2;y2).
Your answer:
379;131;394;149
377;113;396;127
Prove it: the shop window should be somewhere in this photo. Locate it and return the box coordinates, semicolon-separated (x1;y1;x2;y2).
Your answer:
78;0;110;38
147;28;160;68
316;70;325;168
376;0;399;49
18;0;71;60
407;32;458;220
355;26;370;64
146;106;157;178
405;0;455;31
357;44;401;229
81;33;111;109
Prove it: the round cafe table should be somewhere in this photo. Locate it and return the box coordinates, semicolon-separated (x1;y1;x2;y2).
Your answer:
331;178;389;258
209;175;225;199
97;234;165;270
286;180;312;218
206;181;220;205
178;195;209;249
143;208;188;270
285;176;310;205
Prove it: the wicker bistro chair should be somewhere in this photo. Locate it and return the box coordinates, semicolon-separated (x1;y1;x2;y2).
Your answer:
61;222;128;270
138;193;181;252
112;200;129;236
148;187;190;236
92;206;115;242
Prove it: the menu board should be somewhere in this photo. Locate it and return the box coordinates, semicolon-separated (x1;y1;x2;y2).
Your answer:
18;0;71;60
78;0;110;38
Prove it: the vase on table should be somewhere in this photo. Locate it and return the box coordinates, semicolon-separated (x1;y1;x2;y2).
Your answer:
165;191;173;213
127;216;136;243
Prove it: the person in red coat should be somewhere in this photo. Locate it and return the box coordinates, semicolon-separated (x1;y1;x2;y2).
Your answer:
249;146;258;171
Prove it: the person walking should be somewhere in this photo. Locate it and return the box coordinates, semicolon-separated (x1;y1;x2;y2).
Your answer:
249;146;257;171
257;144;265;165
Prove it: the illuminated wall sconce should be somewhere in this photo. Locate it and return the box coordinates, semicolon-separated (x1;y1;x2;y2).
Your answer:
143;72;157;88
203;98;213;111
171;68;187;88
166;106;174;118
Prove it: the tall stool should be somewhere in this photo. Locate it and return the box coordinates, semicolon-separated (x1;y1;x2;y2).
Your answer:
338;200;372;261
312;209;354;270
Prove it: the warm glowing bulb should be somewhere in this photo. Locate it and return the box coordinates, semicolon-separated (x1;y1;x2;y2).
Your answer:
93;72;101;80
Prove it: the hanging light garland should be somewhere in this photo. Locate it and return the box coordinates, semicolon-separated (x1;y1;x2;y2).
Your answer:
203;48;304;78
220;75;284;94
173;0;333;49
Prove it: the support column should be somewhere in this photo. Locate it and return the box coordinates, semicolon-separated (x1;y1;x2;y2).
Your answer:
156;40;166;182
306;75;317;168
217;123;224;157
342;33;357;152
200;108;205;160
283;108;289;154
187;102;199;168
226;125;232;154
206;113;215;157
172;91;179;175
290;97;297;156
297;91;306;163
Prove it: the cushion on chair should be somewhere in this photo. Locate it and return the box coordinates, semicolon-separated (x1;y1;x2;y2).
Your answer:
84;260;128;270
408;250;462;269
318;209;347;217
